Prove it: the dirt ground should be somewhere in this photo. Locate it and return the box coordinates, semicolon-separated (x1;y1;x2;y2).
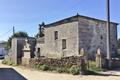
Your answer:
0;60;120;80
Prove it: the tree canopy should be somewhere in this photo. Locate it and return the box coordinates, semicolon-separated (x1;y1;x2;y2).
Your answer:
12;31;28;38
35;22;45;38
5;31;29;49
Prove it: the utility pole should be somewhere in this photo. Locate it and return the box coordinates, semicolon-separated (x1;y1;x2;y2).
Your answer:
106;0;111;68
13;26;15;35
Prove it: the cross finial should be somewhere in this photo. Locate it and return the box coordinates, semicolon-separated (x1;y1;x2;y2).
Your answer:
77;13;79;16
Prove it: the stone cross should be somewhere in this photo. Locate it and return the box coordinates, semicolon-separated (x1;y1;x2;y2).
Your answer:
23;39;31;58
96;48;102;68
80;48;85;57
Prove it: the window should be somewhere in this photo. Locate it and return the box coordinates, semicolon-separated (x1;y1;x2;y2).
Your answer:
100;35;103;40
38;48;40;53
112;45;115;47
54;31;58;40
62;39;66;49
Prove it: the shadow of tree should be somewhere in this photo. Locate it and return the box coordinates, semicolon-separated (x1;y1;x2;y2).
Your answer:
0;68;27;80
85;70;120;76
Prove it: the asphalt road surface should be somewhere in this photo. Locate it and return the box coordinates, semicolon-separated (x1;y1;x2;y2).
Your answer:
0;68;27;80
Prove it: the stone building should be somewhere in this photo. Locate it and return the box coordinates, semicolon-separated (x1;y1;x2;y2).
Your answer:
36;14;118;59
35;37;45;58
5;14;118;64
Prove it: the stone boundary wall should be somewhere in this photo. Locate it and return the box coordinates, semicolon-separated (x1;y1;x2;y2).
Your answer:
29;56;84;68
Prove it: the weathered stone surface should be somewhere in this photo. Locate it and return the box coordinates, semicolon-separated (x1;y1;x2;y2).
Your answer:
5;37;36;65
21;58;31;67
8;38;26;65
23;39;31;58
96;48;102;68
78;17;118;59
36;15;118;59
43;21;79;58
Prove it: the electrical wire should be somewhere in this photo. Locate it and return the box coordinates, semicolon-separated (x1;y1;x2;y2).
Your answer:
0;28;13;37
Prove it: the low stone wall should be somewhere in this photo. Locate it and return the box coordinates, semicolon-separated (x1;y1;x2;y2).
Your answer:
29;56;85;68
21;58;31;67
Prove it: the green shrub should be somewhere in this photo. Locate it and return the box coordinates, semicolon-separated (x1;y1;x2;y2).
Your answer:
64;68;70;73
57;67;69;73
2;60;7;64
88;61;103;72
12;64;18;66
8;61;13;66
69;65;80;75
2;60;12;65
2;60;18;66
34;64;80;75
36;64;41;69
49;66;57;71
40;64;49;71
57;68;64;73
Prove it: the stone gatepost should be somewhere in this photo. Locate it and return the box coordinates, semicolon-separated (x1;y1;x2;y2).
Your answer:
96;48;102;68
22;39;31;66
79;48;86;74
80;48;85;57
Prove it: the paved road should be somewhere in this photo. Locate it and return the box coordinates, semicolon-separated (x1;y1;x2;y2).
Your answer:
0;60;120;80
0;68;27;80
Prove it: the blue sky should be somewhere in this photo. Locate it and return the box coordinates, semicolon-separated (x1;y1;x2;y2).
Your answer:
0;0;120;41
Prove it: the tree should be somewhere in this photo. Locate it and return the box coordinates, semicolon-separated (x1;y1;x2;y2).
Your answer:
13;31;28;38
5;31;29;49
35;22;45;38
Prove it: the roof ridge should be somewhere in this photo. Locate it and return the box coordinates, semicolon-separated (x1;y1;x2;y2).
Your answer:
45;14;118;28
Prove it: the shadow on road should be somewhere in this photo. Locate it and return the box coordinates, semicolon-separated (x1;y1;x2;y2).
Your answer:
86;70;120;77
0;68;27;80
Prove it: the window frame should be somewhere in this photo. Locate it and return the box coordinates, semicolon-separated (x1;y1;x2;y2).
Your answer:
54;31;58;40
37;48;40;53
62;39;66;49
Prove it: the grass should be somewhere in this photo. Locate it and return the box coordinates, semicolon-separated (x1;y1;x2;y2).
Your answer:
35;64;80;75
2;60;18;66
88;61;105;72
34;61;107;75
69;65;80;75
3;60;107;75
40;64;49;71
86;61;107;75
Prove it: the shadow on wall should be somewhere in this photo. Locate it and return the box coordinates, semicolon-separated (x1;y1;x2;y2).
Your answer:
0;68;27;80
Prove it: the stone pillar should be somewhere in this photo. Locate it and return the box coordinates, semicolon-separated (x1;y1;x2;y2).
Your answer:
80;48;85;57
96;48;102;68
11;38;25;65
22;39;31;66
11;38;18;65
34;49;40;59
79;48;86;74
